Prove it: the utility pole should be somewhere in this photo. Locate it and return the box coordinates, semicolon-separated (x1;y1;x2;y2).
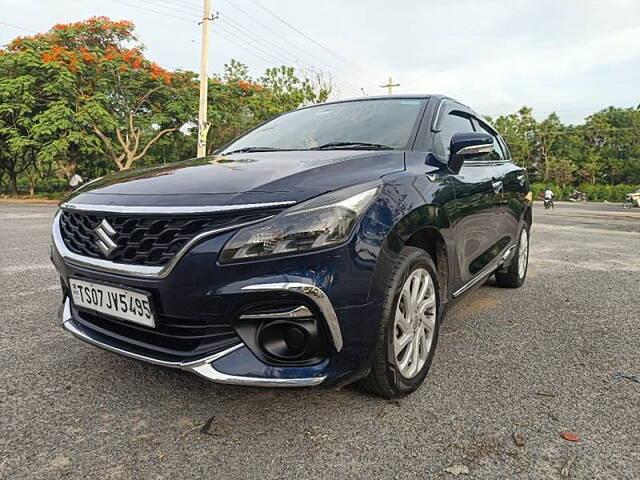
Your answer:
197;0;211;157
380;77;400;95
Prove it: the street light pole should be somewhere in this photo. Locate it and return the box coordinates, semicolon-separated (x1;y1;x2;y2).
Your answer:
197;0;211;157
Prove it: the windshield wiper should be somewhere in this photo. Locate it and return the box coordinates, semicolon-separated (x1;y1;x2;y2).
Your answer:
312;141;393;150
223;147;293;155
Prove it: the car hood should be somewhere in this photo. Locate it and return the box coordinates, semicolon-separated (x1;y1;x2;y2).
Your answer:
65;151;405;207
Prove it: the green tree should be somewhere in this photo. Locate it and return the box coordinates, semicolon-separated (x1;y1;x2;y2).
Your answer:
536;112;563;182
205;60;332;152
491;106;537;171
547;155;575;187
0;48;44;195
583;106;640;185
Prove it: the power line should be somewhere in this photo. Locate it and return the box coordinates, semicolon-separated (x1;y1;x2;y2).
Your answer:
137;0;364;95
148;0;325;70
112;0;303;77
217;0;370;90
215;23;297;67
135;0;200;17
110;0;195;22
246;0;386;85
220;0;334;64
215;18;362;94
152;0;202;10
106;0;298;76
214;24;360;96
0;20;39;34
131;0;291;68
220;16;315;70
213;29;280;67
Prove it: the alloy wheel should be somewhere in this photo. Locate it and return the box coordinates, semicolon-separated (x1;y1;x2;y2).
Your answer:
393;268;437;379
518;229;529;279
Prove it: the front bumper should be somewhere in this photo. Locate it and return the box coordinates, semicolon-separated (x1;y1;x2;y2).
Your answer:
51;207;383;388
59;297;328;387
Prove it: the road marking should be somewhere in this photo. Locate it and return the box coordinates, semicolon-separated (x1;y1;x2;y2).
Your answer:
539;257;640;272
0;213;54;220
12;284;60;297
533;223;640;236
1;264;53;274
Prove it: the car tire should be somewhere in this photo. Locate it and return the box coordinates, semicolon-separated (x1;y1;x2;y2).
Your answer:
495;225;529;289
357;247;441;398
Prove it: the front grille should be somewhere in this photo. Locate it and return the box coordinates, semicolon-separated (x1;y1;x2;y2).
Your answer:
73;306;240;359
59;209;280;266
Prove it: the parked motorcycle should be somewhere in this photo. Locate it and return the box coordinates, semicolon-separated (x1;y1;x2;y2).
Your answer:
568;190;587;202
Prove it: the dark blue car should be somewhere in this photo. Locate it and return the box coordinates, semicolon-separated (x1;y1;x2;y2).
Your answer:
51;95;532;397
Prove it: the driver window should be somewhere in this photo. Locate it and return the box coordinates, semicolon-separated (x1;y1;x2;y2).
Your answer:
435;111;475;158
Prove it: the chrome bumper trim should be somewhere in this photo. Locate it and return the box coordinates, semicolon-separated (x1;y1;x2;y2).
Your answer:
60;298;326;387
241;283;343;352
51;211;273;279
60;201;296;215
239;305;312;320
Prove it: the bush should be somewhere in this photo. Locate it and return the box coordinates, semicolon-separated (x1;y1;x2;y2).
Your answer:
531;182;640;202
1;177;69;195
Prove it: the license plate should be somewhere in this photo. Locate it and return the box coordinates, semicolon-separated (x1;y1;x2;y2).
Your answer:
69;278;155;328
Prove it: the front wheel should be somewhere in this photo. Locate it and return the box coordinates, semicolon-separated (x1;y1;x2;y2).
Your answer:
358;247;441;398
495;225;529;288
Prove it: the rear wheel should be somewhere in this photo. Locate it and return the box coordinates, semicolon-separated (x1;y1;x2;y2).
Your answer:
358;247;441;398
495;225;529;288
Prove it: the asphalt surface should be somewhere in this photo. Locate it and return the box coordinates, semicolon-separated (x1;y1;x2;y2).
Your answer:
1;201;639;479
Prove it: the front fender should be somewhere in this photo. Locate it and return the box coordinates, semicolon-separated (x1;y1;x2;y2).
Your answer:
367;203;450;304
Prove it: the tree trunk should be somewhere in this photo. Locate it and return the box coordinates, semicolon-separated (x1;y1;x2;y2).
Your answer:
9;170;18;196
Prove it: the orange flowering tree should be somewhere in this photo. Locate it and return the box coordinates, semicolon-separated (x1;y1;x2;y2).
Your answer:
1;17;196;184
0;18;332;195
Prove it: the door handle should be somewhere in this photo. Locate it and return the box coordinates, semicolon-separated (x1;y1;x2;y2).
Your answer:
492;180;503;194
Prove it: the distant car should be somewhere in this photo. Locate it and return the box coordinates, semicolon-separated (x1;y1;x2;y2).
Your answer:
50;95;532;397
623;188;640;208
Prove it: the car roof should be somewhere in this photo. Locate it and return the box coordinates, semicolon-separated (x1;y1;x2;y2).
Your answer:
322;93;448;103
309;94;475;114
289;94;490;133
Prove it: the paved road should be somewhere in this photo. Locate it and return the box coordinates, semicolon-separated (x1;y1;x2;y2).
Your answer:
1;201;639;479
535;201;640;233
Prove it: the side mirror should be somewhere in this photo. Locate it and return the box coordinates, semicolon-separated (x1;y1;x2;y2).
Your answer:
448;132;494;174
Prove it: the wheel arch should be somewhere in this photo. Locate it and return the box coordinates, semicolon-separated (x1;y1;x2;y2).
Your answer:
367;204;451;308
404;226;449;303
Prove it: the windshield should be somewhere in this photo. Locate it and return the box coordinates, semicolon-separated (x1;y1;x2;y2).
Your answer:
221;98;426;153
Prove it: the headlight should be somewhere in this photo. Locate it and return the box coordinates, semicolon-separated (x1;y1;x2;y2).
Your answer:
219;182;381;262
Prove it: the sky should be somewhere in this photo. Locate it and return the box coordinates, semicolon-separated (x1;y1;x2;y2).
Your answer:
1;0;639;124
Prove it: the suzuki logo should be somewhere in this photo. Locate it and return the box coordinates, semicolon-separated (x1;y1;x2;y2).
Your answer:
94;219;118;258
